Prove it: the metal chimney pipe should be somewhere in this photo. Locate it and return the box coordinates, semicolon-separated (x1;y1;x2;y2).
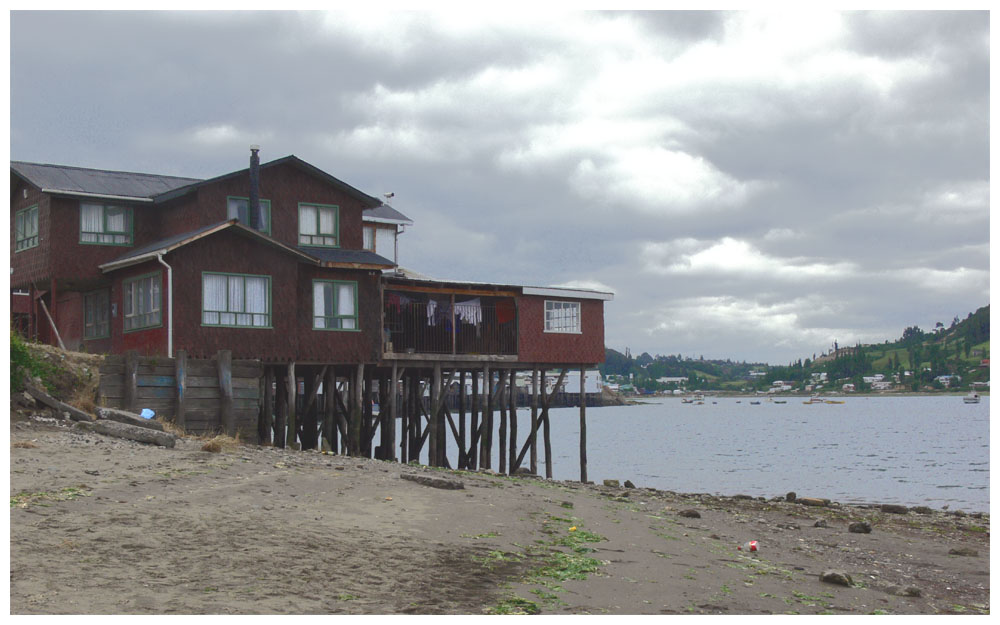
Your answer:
249;145;261;231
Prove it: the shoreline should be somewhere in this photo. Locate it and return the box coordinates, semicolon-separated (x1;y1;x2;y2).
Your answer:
10;412;990;615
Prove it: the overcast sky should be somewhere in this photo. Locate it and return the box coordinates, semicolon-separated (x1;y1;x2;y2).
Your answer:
8;10;991;364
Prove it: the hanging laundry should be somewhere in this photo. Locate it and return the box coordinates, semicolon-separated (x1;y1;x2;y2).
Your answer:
455;298;482;325
426;299;438;325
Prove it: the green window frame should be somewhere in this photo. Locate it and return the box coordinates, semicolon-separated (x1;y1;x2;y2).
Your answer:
83;289;110;340
15;205;39;251
299;203;339;247
227;196;272;235
201;272;272;328
123;272;162;332
313;280;358;331
80;203;133;246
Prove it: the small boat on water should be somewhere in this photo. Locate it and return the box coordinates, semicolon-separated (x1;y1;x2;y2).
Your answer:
773;400;787;404
750;401;761;405
803;397;824;404
964;392;981;404
824;400;845;405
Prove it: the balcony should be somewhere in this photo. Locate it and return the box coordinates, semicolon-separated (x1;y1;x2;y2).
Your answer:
383;290;518;360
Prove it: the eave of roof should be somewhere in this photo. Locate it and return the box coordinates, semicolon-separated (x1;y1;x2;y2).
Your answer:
363;203;414;225
382;275;614;301
11;161;202;202
300;247;396;270
99;220;319;273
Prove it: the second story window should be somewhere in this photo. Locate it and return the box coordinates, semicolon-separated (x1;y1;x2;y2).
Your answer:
544;300;581;334
81;203;133;246
299;203;338;247
227;197;271;234
15;205;38;251
363;225;376;252
313;280;357;330
123;272;161;331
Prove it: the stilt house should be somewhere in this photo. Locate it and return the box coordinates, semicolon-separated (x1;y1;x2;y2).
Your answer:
10;149;612;478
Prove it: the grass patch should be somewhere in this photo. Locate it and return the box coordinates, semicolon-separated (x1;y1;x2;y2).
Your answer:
472;550;524;571
11;486;93;508
486;596;541;615
461;531;501;540
532;551;603;582
199;433;242;453
12;441;38;449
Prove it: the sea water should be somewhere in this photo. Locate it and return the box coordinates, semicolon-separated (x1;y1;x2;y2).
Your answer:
426;395;990;512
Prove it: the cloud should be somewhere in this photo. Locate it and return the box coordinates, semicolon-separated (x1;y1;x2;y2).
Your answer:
641;237;857;281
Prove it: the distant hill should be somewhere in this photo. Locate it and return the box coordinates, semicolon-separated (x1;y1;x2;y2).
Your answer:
604;305;989;393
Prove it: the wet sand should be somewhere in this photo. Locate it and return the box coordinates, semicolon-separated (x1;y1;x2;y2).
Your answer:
9;413;990;615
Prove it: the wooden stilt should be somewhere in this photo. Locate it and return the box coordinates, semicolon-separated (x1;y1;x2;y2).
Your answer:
579;366;588;483
218;350;234;437
174;350;187;431
363;367;374;457
499;371;508;475
469;369;479;470
399;370;408;463
323;366;336;452
530;367;539;474
458;370;467;469
481;365;491;470
508;370;517;474
388;364;399;462
274;367;287;448
286;362;297;450
260;363;273;445
124;350;139;413
541;369;566;480
430;364;441;466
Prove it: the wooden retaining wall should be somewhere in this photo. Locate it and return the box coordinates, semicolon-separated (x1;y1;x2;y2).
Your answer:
98;349;262;439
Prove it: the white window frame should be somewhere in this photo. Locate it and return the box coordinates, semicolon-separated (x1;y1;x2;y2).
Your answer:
544;300;581;334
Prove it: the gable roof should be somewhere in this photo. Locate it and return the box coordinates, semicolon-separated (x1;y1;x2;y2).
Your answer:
11;155;387;210
98;220;318;273
152;155;385;208
10;161;201;202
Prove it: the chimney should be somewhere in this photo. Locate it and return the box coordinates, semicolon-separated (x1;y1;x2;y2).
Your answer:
248;145;261;230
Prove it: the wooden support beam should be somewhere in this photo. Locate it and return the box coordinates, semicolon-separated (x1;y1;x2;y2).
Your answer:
530;367;538;475
174;349;187;431
274;367;287;448
124;350;139;413
498;375;507;475
579;366;588;483
458;370;467;469
430;364;441;466
218;350;234;437
323;367;336;452
387;364;400;462
301;366;328;418
540;369;566;480
508;370;517;474
260;363;273;446
286;361;297;450
469;369;479;470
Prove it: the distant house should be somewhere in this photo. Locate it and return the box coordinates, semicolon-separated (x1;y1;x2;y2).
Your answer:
657;376;688;384
842;383;856;392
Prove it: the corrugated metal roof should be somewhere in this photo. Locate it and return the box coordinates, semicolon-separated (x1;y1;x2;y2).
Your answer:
11;161;202;200
301;247;396;268
363;203;413;225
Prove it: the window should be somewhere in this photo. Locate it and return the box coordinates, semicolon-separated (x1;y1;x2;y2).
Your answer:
83;290;110;339
202;272;271;328
299;203;338;247
81;203;133;245
227;196;271;234
544;300;581;333
363;225;376;252
15;205;38;251
313;280;357;330
123;273;161;331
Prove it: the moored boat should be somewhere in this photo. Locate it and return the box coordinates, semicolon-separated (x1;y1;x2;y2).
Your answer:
964;392;981;404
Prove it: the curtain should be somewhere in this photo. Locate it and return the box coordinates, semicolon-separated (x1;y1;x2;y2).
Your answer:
313;281;328;328
106;207;126;232
318;207;335;234
245;276;267;326
300;205;317;234
81;204;102;237
337;283;355;329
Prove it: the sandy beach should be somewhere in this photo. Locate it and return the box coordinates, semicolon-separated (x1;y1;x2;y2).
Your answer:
10;407;990;616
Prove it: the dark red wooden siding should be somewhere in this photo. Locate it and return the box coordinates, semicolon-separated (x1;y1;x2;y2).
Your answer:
517;296;606;365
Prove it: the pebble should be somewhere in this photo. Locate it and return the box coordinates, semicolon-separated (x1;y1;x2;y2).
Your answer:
820;570;854;586
849;521;872;534
679;509;701;519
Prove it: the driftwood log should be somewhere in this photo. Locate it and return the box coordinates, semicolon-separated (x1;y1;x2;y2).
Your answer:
75;420;177;448
23;384;93;422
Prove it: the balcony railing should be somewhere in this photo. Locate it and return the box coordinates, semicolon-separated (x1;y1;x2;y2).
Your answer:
383;295;517;356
